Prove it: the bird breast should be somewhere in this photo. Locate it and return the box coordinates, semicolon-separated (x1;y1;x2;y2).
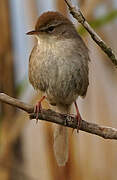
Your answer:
29;37;89;105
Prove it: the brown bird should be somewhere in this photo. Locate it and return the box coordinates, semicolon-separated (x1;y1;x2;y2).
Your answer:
27;11;90;166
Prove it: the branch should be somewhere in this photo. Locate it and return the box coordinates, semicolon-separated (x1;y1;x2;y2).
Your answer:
0;93;117;140
64;0;117;66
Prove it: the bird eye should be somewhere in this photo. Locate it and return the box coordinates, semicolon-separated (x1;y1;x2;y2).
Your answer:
47;26;55;32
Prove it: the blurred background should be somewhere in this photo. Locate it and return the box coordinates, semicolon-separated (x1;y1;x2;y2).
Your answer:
0;0;117;179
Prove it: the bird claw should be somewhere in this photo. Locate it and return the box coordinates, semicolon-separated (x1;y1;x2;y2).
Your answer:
74;101;82;133
34;96;46;123
34;102;42;123
72;115;81;134
76;115;81;133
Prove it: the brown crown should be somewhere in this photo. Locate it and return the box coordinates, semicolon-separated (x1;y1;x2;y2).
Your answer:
35;11;73;31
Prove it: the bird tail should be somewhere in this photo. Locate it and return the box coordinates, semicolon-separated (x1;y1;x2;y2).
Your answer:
53;105;70;166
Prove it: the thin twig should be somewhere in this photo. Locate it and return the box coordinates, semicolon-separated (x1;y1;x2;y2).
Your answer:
0;93;117;140
0;93;33;113
64;0;117;66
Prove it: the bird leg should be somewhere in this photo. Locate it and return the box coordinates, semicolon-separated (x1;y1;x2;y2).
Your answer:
74;101;82;132
34;96;46;123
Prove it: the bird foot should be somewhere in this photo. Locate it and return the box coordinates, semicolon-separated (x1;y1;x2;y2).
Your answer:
34;96;46;123
76;114;82;133
74;101;82;133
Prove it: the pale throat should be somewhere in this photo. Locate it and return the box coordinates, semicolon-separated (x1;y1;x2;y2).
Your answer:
35;35;57;52
35;34;74;57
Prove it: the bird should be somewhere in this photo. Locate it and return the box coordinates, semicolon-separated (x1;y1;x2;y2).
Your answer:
27;11;90;166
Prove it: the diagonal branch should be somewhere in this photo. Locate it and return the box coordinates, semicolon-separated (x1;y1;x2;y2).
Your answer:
0;93;117;140
64;0;117;66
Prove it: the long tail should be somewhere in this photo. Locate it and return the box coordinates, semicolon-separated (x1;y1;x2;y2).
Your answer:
53;105;70;166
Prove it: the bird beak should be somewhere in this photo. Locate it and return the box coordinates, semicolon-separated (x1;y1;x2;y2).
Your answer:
26;30;38;35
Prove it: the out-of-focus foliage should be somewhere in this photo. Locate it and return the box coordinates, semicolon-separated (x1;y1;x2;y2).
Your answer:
78;10;117;35
15;78;28;97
